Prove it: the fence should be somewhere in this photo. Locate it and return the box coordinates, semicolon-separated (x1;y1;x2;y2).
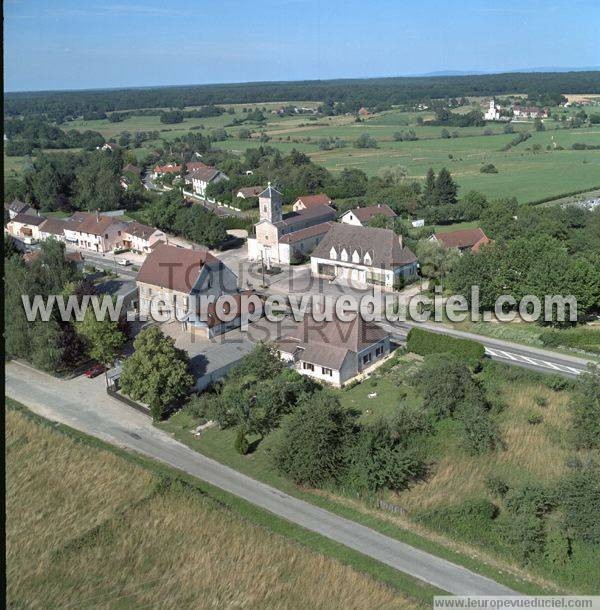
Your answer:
106;386;151;416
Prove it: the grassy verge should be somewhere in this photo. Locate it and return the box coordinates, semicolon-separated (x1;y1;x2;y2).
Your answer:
6;397;438;607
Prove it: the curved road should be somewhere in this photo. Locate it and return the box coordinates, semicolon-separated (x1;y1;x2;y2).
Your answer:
6;362;517;596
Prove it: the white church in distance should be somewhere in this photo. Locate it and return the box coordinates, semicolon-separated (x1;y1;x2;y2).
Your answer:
247;183;336;266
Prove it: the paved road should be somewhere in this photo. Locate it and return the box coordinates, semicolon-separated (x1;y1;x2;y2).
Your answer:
5;362;517;596
380;321;593;378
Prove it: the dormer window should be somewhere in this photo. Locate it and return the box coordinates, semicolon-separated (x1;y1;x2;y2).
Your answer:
340;248;348;262
364;252;372;265
329;247;337;260
352;250;360;263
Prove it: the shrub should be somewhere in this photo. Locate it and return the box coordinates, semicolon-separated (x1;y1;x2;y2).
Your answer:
543;375;570;392
407;328;485;364
485;475;510;498
527;413;544;425
234;427;249;455
480;163;498;174
534;395;548;407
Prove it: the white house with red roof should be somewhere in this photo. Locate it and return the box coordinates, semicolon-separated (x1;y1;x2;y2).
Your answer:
292;193;332;212
340;204;396;227
430;227;490;253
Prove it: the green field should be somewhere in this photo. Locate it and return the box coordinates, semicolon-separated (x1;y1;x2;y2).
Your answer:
8;100;600;203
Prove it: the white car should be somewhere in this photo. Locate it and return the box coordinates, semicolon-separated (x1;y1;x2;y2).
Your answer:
117;259;131;266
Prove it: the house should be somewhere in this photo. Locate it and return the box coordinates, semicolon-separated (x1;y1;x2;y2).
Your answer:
275;315;391;387
153;164;181;179
63;212;126;253
430;227;490;253
310;224;418;289
6;213;47;243
101;142;118;151
187;166;229;198
5;199;36;219
121;222;165;253
39;217;69;242
236;186;263;199
512;105;549;119
358;107;370;117
340;204;396;226
185;160;210;173
247;184;336;266
135;242;240;337
484;99;501;121
292;193;332;212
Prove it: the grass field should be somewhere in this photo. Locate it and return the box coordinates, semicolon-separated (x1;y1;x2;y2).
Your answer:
6;403;420;609
159;348;600;593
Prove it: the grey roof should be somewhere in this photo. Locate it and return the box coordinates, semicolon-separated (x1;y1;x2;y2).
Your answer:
278;204;336;230
258;184;282;199
188;166;222;182
7;199;30;214
275;315;388;371
311;223;417;269
346;204;396;222
11;212;46;226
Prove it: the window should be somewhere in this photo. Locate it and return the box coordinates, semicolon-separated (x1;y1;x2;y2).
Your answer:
321;367;333;376
302;362;314;371
329;247;337;260
362;353;372;365
340;248;348;262
352;250;360;263
104;233;108;239
375;346;384;357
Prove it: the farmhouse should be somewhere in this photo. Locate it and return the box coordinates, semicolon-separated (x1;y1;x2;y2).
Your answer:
38;217;69;242
6;213;46;243
247;184;336;266
5;199;36;219
135;242;240;336
275;315;391;387
512;104;548;119
153;163;181;179
121;222;165;253
340;204;396;226
292;193;332;212
236;186;263;199
63;212;126;253
430;227;490;253
310;223;418;289
187;166;229;198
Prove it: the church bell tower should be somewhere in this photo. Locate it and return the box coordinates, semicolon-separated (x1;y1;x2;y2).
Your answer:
258;182;282;224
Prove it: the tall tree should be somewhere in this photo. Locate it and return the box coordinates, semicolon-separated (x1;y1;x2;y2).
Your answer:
119;327;193;420
434;168;458;205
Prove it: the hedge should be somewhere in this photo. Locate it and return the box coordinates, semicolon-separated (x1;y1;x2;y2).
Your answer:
406;328;485;362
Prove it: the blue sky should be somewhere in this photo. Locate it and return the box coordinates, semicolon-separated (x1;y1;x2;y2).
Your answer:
4;0;600;92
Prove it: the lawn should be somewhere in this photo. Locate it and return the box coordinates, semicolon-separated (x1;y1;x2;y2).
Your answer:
6;403;419;609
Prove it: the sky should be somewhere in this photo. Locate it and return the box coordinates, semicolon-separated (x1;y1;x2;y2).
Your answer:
4;0;600;92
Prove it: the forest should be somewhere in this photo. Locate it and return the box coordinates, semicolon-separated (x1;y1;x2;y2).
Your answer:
6;71;600;120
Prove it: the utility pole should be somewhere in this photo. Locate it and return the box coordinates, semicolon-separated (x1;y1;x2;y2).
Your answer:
260;250;266;288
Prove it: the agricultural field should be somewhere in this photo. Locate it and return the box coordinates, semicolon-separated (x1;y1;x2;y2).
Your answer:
6;403;415;609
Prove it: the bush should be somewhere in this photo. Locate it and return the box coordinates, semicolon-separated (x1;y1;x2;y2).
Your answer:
234;427;249;455
407;328;485;364
527;413;544;425
480;163;498;174
485;475;510;498
534;395;548;407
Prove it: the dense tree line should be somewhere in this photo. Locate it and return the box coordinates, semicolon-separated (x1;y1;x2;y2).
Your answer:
4;117;105;155
6;72;600;120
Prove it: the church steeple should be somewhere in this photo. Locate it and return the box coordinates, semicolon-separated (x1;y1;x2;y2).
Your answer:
258;181;282;223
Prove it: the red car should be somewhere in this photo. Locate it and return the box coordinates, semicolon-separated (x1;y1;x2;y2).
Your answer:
84;363;106;378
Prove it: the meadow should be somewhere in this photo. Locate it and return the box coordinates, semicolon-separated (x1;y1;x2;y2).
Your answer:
6;403;419;609
160;351;598;594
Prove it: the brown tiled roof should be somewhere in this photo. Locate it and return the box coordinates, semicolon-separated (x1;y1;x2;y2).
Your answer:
40;217;68;235
77;214;121;235
237;186;263;198
348;204;396;222
294;193;332;208
311;223;416;269
434;227;490;251
154;164;181;174
65;251;85;263
185;161;210;172
11;213;46;226
276;316;388;370
279;221;333;244
124;221;159;239
136;243;217;293
188;166;221;182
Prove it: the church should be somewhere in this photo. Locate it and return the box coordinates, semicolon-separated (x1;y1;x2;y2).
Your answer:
247;183;336;266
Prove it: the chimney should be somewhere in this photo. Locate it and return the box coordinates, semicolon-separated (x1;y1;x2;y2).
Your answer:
96;210;100;221
398;235;403;248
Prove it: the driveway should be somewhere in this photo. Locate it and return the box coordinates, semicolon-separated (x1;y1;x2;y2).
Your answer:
5;361;517;596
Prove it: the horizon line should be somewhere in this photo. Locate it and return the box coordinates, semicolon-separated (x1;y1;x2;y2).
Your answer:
5;66;600;96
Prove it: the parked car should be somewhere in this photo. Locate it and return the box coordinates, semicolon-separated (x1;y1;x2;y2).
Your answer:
84;363;106;378
117;259;131;266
